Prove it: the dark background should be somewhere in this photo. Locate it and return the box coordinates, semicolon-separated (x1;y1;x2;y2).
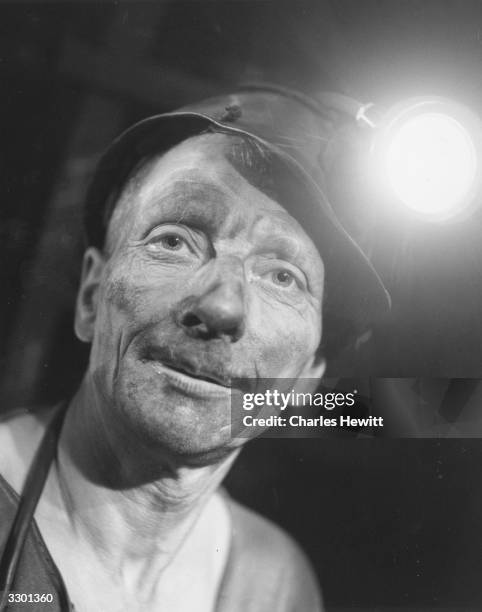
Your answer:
1;1;482;609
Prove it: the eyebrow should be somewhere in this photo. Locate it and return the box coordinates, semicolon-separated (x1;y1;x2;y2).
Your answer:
144;180;232;234
256;232;302;260
252;227;322;281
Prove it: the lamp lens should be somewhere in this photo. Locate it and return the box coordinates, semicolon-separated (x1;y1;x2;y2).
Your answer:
385;112;477;218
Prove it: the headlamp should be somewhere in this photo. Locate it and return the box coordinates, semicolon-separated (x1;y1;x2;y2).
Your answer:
247;85;482;223
368;97;481;221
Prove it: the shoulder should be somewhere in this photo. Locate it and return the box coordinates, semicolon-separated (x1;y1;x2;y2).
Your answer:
223;495;323;611
0;406;53;494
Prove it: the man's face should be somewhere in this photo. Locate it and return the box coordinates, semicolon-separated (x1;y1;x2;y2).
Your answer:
76;133;324;458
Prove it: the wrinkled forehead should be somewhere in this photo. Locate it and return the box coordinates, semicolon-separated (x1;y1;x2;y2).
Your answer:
135;136;269;218
105;133;323;261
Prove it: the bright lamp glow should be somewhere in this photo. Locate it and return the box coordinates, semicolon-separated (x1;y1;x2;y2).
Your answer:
372;98;481;221
386;113;476;216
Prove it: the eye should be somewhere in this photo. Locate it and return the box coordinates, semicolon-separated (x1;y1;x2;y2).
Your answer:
145;229;192;254
159;234;184;250
272;269;296;287
142;223;211;264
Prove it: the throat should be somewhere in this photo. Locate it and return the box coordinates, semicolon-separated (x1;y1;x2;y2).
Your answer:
46;387;237;565
36;480;232;612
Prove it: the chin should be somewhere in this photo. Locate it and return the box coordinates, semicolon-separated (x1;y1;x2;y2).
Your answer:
111;357;245;462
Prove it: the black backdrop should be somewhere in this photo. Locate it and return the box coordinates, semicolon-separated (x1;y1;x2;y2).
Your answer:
1;2;482;609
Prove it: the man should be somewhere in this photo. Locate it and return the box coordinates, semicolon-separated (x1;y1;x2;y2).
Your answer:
0;86;389;611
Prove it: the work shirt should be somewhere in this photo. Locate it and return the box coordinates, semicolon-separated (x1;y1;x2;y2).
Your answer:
0;409;323;612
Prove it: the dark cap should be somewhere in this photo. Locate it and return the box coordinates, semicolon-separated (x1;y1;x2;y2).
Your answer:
84;86;391;341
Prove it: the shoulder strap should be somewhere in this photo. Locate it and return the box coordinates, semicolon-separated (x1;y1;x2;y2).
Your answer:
0;402;70;611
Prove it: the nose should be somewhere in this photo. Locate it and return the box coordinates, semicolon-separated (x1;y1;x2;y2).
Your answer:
177;279;246;342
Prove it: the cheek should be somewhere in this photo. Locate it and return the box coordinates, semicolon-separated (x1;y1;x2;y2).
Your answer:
249;299;322;376
103;256;192;320
89;259;183;368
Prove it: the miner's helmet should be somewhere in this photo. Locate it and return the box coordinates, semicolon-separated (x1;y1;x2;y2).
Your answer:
83;85;391;357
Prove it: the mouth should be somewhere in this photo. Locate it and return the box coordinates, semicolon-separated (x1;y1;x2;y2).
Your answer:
158;360;230;387
143;347;232;386
142;351;232;398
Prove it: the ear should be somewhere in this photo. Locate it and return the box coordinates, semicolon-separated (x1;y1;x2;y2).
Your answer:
74;247;106;343
293;352;327;394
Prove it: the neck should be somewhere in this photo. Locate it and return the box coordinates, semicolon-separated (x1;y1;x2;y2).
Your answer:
51;377;238;574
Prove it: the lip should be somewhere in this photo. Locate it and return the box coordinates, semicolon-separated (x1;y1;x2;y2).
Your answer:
146;361;232;398
143;346;232;386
